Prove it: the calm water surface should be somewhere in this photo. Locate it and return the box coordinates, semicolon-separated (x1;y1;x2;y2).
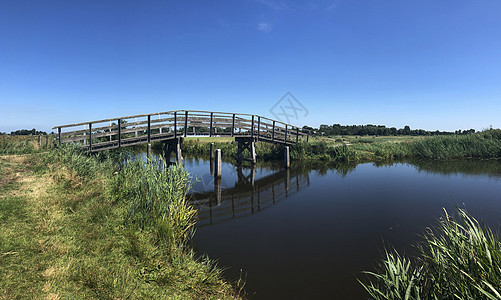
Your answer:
180;156;501;299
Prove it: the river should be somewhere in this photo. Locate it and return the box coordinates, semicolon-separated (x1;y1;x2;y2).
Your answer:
181;157;501;299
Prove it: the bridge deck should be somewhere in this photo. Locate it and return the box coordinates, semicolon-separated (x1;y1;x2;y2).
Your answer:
53;110;308;152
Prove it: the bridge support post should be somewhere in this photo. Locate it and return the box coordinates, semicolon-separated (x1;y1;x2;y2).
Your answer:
235;137;257;164
164;137;184;164
214;149;222;177
284;146;290;168
176;140;183;164
147;143;152;160
251;141;256;163
210;143;214;160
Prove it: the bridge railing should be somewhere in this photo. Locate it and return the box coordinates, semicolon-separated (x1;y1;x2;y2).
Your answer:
53;110;309;151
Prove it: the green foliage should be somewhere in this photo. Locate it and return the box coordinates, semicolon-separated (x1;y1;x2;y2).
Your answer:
315;123;456;137
0;134;54;155
179;138;284;160
291;141;357;162
0;149;239;299
109;158;197;249
42;144;114;180
408;134;501;159
10;128;47;135
360;208;501;299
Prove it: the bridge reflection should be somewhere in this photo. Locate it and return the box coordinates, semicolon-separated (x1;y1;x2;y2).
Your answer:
189;165;310;226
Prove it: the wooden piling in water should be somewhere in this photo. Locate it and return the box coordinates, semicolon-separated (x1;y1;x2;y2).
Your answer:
215;149;221;177
210;143;215;160
251;141;256;163
147;143;152;159
176;139;183;164
285;146;290;168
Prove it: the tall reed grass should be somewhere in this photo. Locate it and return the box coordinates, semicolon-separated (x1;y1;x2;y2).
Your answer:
360;208;501;299
291;141;357;162
43;144;114;179
409;133;501;159
0;135;54;155
109;158;197;250
346;130;501;161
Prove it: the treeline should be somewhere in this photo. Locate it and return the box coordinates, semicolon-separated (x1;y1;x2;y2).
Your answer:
3;128;48;135
302;124;476;136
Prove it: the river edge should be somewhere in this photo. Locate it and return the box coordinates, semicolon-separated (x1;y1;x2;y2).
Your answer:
0;151;243;299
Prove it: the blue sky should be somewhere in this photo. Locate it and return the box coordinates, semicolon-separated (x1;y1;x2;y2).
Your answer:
1;0;501;133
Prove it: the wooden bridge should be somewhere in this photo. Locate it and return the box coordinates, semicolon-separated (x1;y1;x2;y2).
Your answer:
53;110;309;163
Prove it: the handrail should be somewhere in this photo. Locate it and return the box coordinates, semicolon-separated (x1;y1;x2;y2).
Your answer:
53;109;301;129
53;109;309;151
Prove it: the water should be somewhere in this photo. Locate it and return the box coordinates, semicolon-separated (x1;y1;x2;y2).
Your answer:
180;158;501;299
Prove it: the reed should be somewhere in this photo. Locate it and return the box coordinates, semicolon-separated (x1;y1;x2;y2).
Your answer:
290;141;358;162
0;135;54;155
408;133;501;159
0;148;240;298
42;144;114;180
109;158;197;249
360;208;501;299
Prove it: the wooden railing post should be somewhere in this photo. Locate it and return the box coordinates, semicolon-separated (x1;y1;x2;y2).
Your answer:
257;116;261;141
251;115;254;137
307;131;309;142
231;114;235;137
210;112;213;137
89;123;92;151
118;119;121;148
147;115;151;143
58;128;61;146
272;121;275;141
184;111;188;137
296;127;299;143
174;112;177;138
284;124;287;143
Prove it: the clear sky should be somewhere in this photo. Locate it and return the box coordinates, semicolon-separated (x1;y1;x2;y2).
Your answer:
1;0;501;133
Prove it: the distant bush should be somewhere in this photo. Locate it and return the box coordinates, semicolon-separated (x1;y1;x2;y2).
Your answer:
10;128;47;135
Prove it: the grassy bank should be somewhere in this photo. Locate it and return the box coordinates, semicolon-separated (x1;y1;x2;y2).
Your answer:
350;129;501;160
360;208;501;299
174;130;501;164
0;135;54;155
0;147;241;299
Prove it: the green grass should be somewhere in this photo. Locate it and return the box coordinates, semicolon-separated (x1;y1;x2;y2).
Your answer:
173;137;284;161
360;208;501;299
173;130;501;164
0;147;241;299
0;135;54;155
